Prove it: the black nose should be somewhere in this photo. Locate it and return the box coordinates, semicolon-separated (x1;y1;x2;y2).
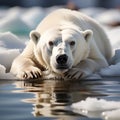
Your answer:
56;54;68;65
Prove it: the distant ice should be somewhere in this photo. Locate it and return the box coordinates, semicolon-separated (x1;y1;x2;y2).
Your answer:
0;48;20;72
0;32;25;72
0;7;31;35
99;49;120;77
107;27;120;51
0;64;16;79
96;9;120;25
22;7;46;29
0;32;25;49
80;7;107;18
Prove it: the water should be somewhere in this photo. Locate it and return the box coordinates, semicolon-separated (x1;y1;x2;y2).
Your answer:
0;77;120;120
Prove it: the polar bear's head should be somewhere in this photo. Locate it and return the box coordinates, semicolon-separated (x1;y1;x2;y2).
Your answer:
30;27;93;75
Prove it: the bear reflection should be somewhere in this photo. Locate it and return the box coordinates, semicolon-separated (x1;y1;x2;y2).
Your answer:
13;79;105;117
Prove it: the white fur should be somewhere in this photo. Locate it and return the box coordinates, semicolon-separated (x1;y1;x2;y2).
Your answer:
10;9;112;80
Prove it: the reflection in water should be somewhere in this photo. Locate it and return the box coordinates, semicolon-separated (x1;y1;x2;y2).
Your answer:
13;79;108;118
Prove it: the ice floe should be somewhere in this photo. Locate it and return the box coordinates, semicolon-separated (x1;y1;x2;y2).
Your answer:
71;97;120;120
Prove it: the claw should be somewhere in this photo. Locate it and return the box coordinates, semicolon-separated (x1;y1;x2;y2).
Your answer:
23;72;27;79
64;68;85;80
71;71;79;78
16;67;42;80
79;72;84;78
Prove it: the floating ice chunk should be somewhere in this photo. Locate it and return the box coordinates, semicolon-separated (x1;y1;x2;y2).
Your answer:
0;64;16;79
0;32;25;49
71;97;120;119
71;97;120;112
0;48;20;72
102;109;120;120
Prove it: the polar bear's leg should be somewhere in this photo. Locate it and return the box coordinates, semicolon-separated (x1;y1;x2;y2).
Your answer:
64;58;108;79
10;56;42;79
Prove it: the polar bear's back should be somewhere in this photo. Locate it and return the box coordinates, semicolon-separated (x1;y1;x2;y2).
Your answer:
36;9;91;33
36;9;101;33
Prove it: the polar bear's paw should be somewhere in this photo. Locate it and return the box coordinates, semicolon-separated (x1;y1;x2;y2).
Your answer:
17;67;42;80
64;68;86;80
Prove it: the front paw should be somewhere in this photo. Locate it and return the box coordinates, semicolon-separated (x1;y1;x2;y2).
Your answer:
64;68;86;80
17;67;42;80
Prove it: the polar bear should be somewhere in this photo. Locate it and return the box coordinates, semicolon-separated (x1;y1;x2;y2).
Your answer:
10;9;112;80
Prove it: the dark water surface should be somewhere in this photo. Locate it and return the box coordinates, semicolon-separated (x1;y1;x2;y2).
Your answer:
0;78;120;120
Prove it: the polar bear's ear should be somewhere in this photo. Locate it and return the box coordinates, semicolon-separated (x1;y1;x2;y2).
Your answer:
30;30;40;44
82;30;93;42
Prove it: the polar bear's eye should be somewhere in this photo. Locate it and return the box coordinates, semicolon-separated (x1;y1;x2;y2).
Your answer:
70;41;75;46
48;41;54;46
